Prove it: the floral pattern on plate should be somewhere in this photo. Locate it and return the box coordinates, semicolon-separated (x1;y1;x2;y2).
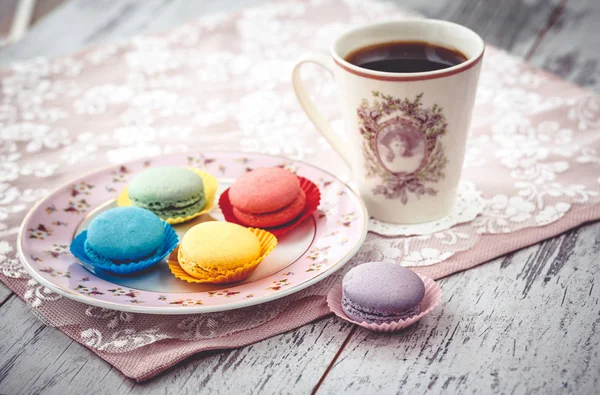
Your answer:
18;152;368;313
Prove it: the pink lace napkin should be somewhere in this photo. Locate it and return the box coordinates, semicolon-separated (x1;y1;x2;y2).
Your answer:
1;0;599;382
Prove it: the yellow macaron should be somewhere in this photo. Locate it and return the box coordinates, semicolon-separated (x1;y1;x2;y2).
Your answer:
178;222;261;279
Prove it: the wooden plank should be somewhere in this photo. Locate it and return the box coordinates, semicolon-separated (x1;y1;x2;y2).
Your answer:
528;0;600;92
0;295;75;393
317;223;600;394
0;294;134;395
392;0;560;56
0;0;559;64
131;318;351;394
0;0;265;65
0;283;13;305
0;0;148;63
31;0;68;25
0;0;17;36
0;0;66;36
0;294;350;395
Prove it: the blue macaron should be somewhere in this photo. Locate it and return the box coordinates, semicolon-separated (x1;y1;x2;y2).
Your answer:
85;207;164;261
341;262;425;324
70;207;178;274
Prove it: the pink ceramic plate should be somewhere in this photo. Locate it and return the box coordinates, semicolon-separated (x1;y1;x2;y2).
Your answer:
17;152;368;314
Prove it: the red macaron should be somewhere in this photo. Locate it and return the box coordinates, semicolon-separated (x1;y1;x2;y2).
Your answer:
229;168;301;215
229;168;304;227
233;189;307;228
220;167;321;237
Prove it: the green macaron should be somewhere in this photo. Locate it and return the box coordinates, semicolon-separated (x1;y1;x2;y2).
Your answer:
128;166;206;220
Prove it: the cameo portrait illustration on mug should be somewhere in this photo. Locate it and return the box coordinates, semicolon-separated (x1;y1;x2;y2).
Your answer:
376;118;426;174
358;92;448;204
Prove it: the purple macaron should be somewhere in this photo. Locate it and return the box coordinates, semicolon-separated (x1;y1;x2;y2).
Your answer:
341;262;425;324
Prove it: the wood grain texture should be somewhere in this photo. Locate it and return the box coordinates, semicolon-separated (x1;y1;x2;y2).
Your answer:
0;293;137;395
0;0;68;40
31;0;68;25
0;283;13;305
318;223;600;394
528;0;600;91
0;295;74;393
0;0;599;394
0;0;18;36
0;0;266;65
0;315;352;395
130;318;352;395
394;0;561;56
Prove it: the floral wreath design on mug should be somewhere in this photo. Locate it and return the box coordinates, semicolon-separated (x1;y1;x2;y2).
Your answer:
357;91;448;203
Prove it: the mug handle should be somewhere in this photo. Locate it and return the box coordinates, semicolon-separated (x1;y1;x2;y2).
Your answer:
292;53;351;167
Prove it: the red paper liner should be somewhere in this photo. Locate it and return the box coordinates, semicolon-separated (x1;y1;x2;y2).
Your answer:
219;176;321;238
327;275;442;332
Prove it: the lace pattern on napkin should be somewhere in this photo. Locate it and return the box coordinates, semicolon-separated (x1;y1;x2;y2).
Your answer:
0;0;599;354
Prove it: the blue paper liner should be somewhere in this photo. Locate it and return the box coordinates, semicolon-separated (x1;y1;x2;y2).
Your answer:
69;221;178;274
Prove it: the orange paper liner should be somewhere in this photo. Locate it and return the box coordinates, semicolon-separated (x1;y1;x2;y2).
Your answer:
168;228;278;284
327;275;442;332
116;168;218;225
219;176;321;238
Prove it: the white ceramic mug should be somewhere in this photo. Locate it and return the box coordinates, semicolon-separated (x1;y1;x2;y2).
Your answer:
292;20;485;224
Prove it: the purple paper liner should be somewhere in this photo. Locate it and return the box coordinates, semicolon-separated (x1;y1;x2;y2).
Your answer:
327;275;442;332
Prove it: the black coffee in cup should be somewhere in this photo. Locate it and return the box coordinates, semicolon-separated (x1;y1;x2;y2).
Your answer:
345;41;468;73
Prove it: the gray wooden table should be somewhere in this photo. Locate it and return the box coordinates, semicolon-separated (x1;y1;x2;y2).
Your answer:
1;0;599;394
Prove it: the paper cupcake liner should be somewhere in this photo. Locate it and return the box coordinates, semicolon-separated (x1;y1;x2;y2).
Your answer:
327;275;442;332
69;221;179;274
116;168;218;225
219;176;321;238
168;228;278;284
